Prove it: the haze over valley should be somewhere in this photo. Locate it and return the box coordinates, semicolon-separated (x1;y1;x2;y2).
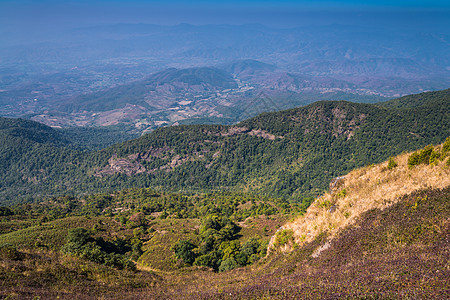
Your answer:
1;12;449;133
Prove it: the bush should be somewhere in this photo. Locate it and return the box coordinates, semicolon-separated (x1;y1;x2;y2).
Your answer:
234;237;265;266
172;216;265;272
429;150;440;165
219;257;239;272
408;145;435;168
61;228;136;271
130;239;144;261
273;229;295;248
336;188;347;198
173;240;197;265
193;250;222;271
442;136;450;156
387;157;398;169
0;207;13;216
61;228;91;256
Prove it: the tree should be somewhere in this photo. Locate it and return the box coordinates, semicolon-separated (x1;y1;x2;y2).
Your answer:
173;240;197;265
219;257;238;272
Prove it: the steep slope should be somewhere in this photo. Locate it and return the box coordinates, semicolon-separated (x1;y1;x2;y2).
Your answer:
0;117;67;146
0;117;70;172
379;88;450;109
95;96;448;198
278;139;450;251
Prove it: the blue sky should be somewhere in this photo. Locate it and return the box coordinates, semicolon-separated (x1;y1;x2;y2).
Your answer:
2;0;449;9
0;0;449;31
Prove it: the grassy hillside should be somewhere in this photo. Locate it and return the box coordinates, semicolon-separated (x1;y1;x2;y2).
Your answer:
0;143;448;299
0;189;298;272
0;89;449;204
279;137;450;249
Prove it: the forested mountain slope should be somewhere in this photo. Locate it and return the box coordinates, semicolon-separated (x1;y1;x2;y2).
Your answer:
0;89;449;204
379;88;450;109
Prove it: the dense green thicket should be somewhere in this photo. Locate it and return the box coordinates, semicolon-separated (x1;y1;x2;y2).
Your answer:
0;89;449;204
379;88;450;109
408;136;450;168
58;125;139;151
173;215;267;272
61;228;136;270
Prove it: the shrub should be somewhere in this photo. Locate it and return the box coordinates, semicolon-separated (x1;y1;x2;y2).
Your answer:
429;150;440;165
273;229;295;248
336;188;347;198
61;228;136;271
0;207;13;216
387;157;398;169
219;257;239;272
173;240;197;265
193;250;222;271
408;145;435;168
317;199;333;209
130;240;144;261
442;136;450;156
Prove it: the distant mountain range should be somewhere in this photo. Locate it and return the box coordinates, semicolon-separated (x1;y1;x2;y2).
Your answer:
58;67;238;113
0;89;448;204
1;23;449;131
20;63;386;131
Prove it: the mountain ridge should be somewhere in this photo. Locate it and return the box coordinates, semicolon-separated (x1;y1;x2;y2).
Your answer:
26;63;387;131
0;89;448;204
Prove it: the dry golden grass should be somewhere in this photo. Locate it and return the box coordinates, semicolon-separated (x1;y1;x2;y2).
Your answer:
282;145;450;250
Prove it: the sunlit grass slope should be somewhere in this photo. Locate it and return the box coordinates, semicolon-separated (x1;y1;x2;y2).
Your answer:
279;137;450;251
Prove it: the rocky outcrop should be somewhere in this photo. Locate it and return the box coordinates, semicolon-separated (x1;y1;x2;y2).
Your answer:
107;155;146;176
248;129;282;140
218;126;283;140
329;176;346;194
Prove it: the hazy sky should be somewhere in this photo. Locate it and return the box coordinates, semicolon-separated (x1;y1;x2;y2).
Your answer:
1;0;449;39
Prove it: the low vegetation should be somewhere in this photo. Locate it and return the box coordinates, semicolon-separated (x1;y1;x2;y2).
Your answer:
1;185;447;299
0;140;449;298
281;138;450;250
0;189;293;276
